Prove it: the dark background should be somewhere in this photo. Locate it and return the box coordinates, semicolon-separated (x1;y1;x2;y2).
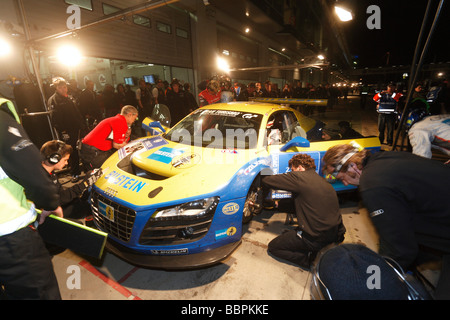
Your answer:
341;0;449;68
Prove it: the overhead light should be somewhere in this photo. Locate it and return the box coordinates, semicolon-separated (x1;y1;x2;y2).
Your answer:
245;27;250;33
0;38;12;57
335;5;353;21
217;56;230;73
317;54;325;60
57;45;82;66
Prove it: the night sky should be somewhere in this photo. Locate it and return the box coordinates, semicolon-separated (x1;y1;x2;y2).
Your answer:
340;0;449;68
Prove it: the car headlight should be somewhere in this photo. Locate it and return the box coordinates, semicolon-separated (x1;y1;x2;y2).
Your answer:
153;197;219;219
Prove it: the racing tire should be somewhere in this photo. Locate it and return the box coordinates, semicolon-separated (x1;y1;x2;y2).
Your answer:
242;176;263;224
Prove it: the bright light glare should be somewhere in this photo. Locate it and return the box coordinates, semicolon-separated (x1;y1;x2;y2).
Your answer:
0;38;12;57
317;54;325;60
335;6;353;22
217;57;230;72
57;45;82;66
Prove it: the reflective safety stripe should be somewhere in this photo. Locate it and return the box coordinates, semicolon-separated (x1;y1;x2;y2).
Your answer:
0;99;37;236
0;167;37;236
0;205;36;236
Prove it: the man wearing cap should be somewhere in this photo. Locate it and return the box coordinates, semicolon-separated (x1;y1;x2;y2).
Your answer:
198;79;221;107
322;144;450;298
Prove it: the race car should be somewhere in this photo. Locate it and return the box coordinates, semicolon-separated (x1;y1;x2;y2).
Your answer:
90;102;380;269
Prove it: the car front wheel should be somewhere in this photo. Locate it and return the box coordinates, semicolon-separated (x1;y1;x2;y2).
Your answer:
242;177;263;224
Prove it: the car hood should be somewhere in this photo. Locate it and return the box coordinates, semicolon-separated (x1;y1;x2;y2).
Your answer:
95;136;259;208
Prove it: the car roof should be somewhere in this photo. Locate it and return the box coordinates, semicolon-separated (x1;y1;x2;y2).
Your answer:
200;101;291;115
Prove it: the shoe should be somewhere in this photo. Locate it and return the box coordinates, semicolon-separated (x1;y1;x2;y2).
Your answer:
71;175;80;183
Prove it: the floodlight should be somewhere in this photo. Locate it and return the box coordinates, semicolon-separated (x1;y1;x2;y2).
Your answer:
57;45;82;66
335;5;353;22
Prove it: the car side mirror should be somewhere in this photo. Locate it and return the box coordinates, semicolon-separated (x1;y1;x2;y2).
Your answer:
280;136;310;151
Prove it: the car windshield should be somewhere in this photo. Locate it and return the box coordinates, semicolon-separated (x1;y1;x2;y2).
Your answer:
163;109;263;149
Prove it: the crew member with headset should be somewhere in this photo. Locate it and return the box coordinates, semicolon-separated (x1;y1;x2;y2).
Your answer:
322;142;450;299
0;98;62;299
40;140;103;220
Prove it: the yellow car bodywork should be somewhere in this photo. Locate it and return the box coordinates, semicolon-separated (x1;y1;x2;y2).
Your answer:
90;102;380;269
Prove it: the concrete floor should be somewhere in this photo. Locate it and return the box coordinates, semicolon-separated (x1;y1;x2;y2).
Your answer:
50;95;445;300
51;199;379;300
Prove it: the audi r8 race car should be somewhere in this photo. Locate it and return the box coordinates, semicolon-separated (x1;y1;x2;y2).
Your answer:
90;102;380;269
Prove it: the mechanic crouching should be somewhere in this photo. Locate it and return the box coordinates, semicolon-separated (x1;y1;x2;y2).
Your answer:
262;153;346;270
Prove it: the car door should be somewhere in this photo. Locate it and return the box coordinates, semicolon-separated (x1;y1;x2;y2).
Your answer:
266;110;321;175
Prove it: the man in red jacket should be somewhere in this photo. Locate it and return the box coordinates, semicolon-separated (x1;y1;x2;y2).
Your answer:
198;80;221;107
80;105;138;169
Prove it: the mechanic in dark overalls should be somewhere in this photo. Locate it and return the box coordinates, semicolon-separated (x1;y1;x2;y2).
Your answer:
323;144;450;299
262;153;346;270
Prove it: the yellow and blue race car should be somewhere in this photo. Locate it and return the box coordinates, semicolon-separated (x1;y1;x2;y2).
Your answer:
90;102;380;269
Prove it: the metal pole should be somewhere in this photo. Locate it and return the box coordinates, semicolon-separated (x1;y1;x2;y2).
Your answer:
406;0;433;93
16;0;55;139
392;0;445;150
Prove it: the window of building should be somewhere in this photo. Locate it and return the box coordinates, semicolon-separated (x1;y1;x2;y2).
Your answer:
102;3;119;15
102;4;150;28
64;0;93;10
156;21;171;34
176;28;188;39
133;15;151;28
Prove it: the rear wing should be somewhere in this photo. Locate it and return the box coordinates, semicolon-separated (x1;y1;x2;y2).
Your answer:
252;97;328;106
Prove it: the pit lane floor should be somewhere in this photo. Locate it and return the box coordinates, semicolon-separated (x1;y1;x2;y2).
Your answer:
51;95;444;300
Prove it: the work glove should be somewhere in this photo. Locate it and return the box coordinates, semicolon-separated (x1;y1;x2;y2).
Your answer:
83;168;103;188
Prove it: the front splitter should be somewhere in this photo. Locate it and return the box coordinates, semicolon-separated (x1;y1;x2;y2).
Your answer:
105;239;242;270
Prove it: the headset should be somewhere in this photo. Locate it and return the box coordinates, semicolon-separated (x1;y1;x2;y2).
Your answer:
47;140;66;165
